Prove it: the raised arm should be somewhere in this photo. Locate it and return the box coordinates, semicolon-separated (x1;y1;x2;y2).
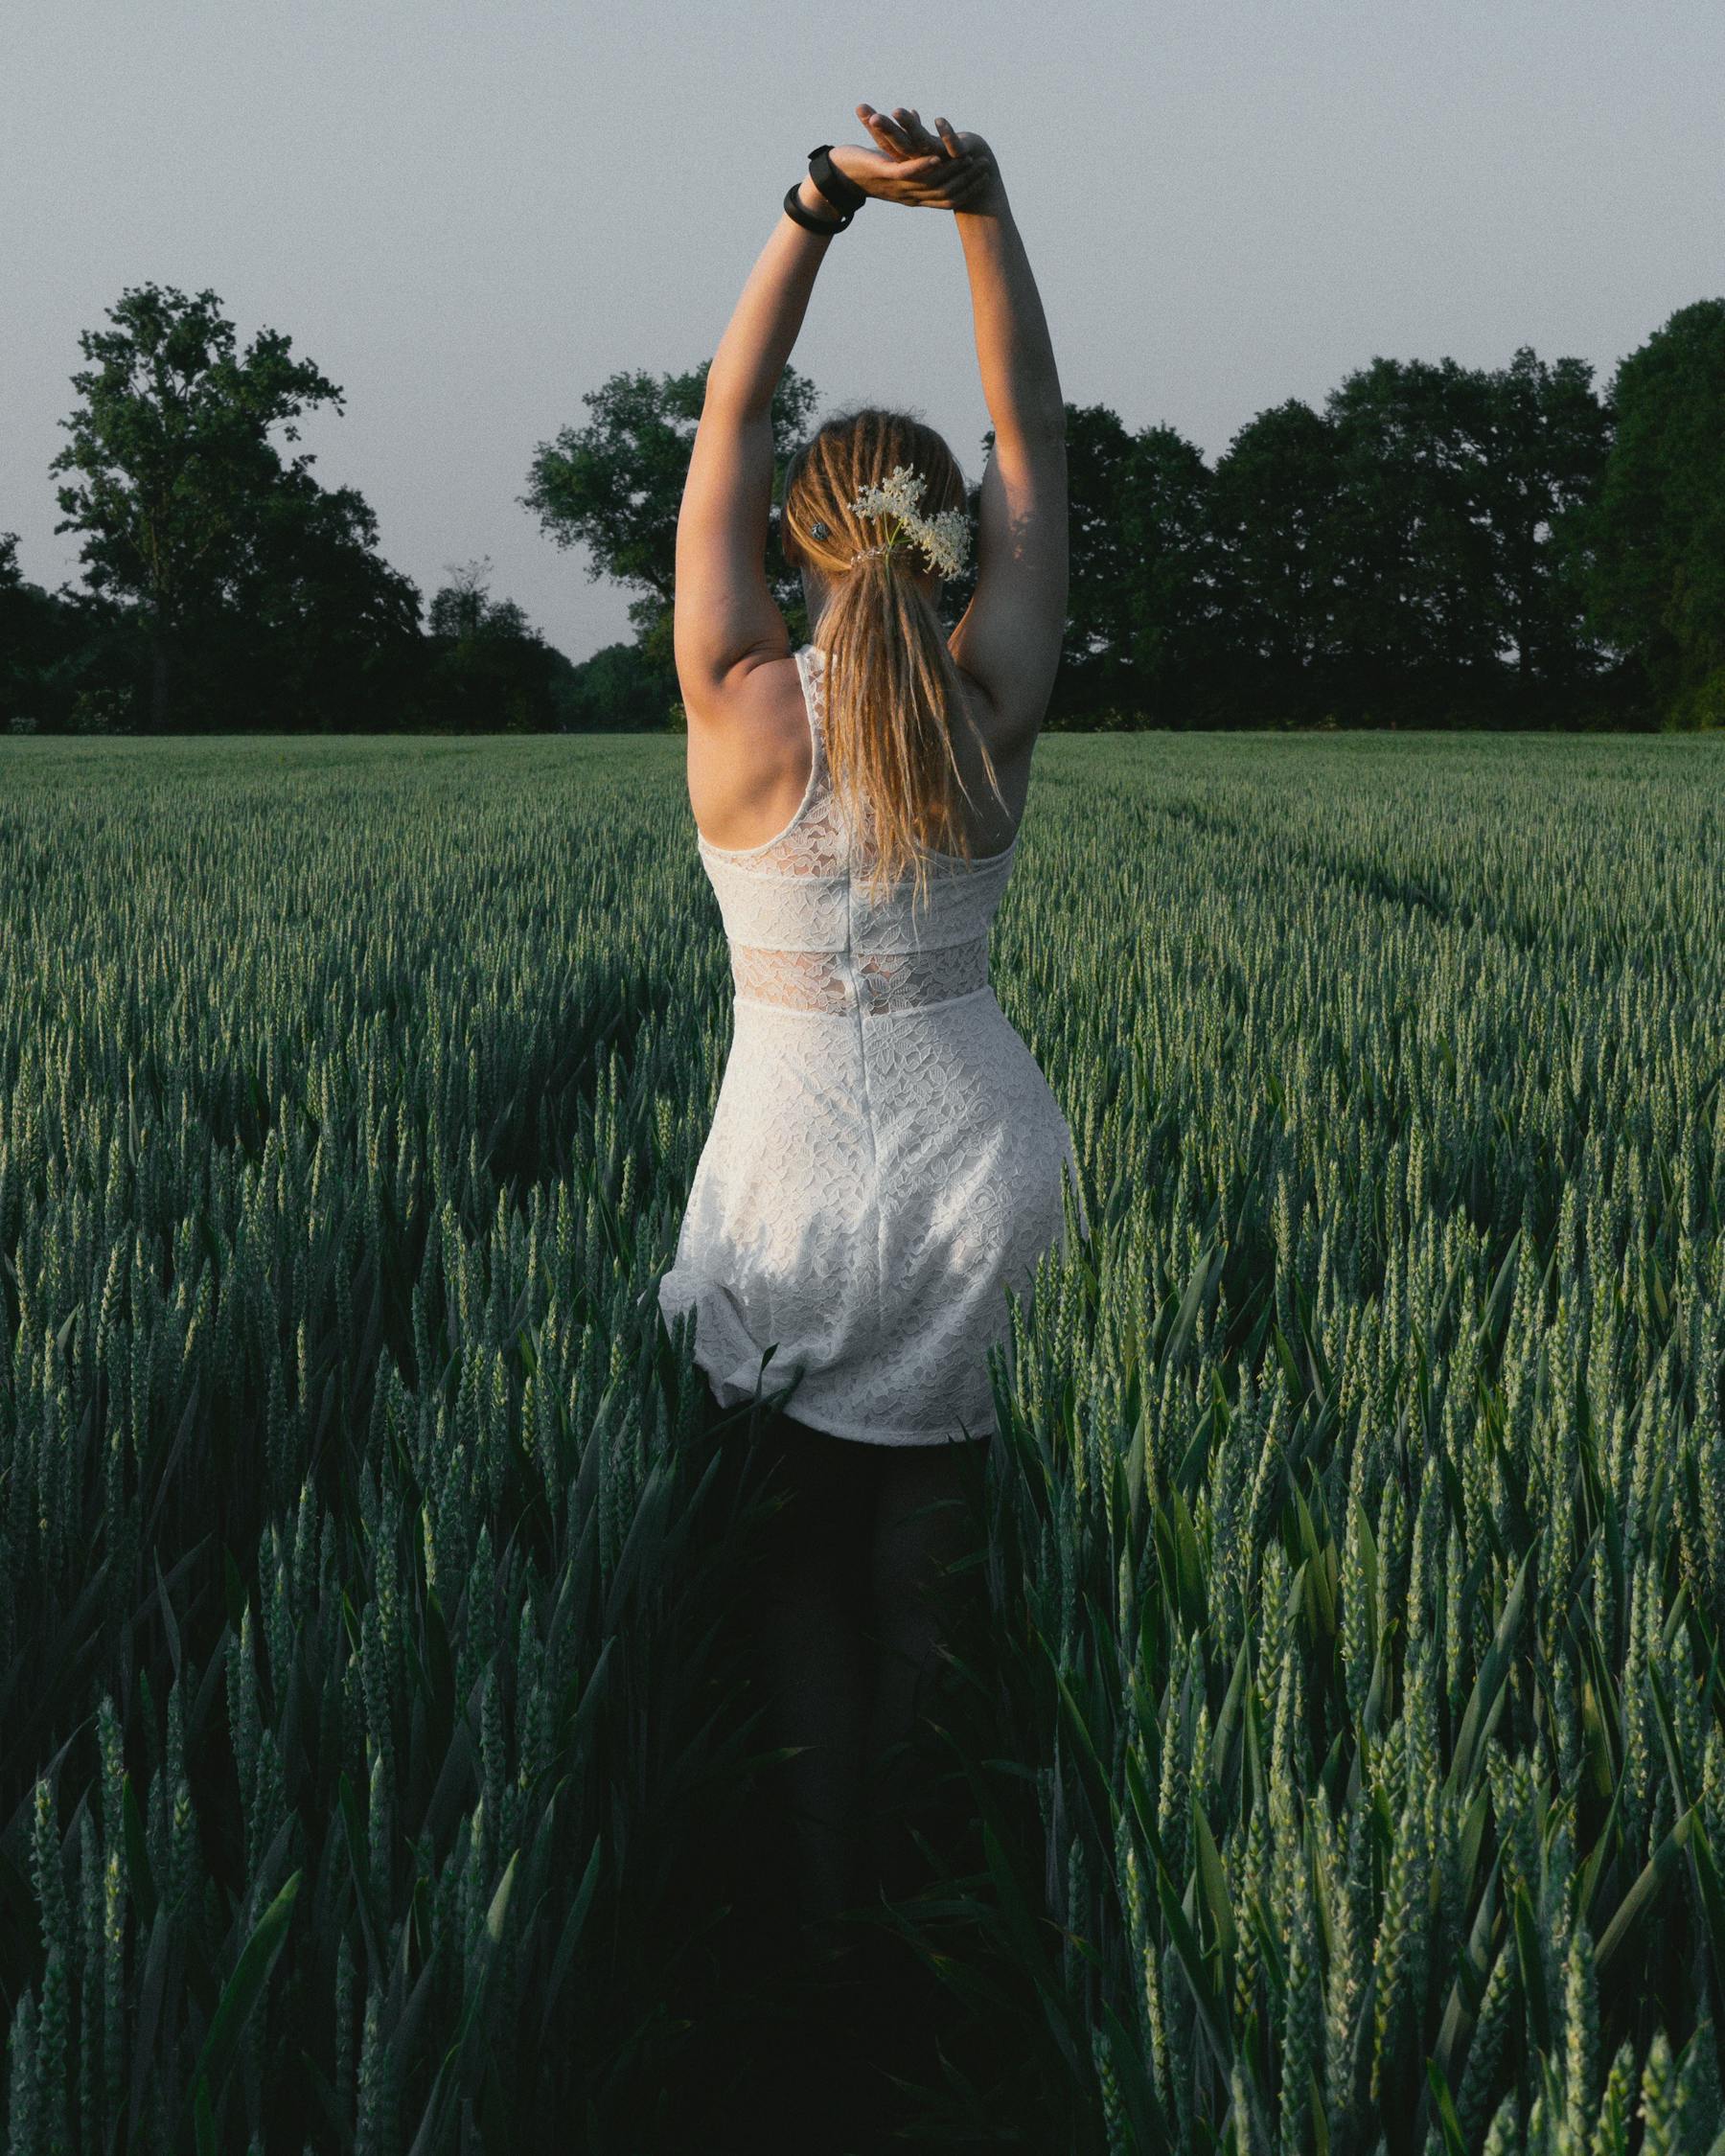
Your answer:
865;120;1068;753
674;115;990;722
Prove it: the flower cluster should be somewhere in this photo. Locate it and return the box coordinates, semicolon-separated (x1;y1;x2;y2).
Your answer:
846;464;972;579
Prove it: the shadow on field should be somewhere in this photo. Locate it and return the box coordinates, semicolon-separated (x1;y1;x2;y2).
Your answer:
652;1399;1026;2154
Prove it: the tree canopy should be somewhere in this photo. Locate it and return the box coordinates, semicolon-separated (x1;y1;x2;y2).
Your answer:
521;360;820;691
1564;297;1725;727
9;285;1725;733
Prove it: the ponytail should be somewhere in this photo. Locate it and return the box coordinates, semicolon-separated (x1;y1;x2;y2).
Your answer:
781;407;1005;912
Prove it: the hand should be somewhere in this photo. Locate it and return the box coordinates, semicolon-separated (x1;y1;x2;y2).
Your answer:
826;103;1000;212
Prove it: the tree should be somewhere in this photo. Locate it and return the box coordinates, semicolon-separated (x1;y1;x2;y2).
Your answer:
520;360;820;690
0;534;58;726
1478;347;1614;709
1117;424;1222;726
1045;403;1143;723
556;640;683;732
50;284;364;729
0;534;129;731
427;556;533;642
1323;356;1503;699
1562;298;1725;726
423;556;563;732
225;464;423;730
1210;400;1346;718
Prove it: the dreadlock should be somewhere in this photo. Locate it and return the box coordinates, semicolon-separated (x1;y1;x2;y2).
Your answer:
779;405;1005;910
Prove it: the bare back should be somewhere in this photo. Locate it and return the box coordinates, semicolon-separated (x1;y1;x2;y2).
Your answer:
683;642;1036;860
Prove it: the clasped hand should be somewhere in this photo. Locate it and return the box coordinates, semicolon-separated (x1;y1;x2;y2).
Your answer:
828;104;998;213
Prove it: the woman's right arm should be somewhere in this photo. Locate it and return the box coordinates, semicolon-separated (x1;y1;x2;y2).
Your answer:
944;134;1070;750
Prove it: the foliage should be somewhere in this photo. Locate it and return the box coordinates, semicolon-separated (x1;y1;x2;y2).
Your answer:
419;559;571;734
520;360;821;680
47;284;420;732
552;640;684;734
15;292;1725;732
1560;298;1725;729
426;559;531;644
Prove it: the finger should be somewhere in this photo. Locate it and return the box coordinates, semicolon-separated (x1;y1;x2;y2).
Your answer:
935;117;962;157
932;159;983;202
924;149;978;189
885;161;949;195
889;150;974;201
883;171;963;207
937;163;992;209
907;169;983;210
868;106;915;149
908;151;978;200
875;120;923;162
897;104;941;155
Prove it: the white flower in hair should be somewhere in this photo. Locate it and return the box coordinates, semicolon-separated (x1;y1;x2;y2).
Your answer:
847;463;972;579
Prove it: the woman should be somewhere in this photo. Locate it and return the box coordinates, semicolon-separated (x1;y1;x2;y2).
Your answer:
656;104;1086;1955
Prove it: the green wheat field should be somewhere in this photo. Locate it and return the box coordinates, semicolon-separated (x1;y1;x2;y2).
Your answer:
1;730;1723;2155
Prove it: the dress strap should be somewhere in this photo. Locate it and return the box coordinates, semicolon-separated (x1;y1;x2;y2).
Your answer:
799;643;826;725
797;645;830;794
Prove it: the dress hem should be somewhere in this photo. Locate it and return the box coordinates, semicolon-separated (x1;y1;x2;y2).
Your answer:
656;1271;998;1447
751;1402;996;1448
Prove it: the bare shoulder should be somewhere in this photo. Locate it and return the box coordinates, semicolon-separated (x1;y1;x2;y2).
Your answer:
680;647;812;853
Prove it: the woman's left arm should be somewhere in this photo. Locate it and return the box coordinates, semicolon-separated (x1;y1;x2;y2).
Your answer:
674;112;987;718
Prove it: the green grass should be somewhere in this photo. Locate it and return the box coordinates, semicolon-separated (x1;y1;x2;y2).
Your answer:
1;728;1723;2154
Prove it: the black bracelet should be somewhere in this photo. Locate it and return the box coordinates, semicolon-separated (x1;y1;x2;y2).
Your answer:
783;142;864;235
807;143;866;217
783;181;849;236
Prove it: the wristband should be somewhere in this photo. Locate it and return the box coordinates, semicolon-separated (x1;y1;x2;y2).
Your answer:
783;143;866;236
783;181;848;235
807;143;866;218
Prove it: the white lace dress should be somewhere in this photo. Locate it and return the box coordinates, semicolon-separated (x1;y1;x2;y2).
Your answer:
656;643;1087;1445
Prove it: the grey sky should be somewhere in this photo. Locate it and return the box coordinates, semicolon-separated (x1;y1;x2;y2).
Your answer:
5;0;1720;666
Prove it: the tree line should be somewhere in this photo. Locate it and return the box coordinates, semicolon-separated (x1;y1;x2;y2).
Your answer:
4;281;1723;733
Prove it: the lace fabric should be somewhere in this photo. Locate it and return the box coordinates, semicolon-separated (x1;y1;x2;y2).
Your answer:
658;641;1088;1447
698;642;1017;995
730;931;993;1016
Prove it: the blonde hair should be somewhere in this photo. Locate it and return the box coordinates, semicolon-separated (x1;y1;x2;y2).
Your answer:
780;406;1005;910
